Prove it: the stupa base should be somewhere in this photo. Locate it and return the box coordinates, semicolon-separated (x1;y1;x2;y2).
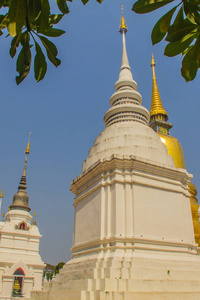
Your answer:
31;291;200;300
31;254;200;300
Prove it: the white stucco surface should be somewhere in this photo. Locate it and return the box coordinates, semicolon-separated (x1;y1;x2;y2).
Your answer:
82;122;175;173
0;210;45;299
31;29;200;300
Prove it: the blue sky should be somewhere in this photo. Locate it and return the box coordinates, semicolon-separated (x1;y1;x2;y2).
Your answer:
0;0;199;265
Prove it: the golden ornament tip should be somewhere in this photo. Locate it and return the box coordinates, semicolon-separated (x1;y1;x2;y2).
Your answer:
0;188;3;198
34;211;36;216
2;212;5;217
25;132;31;154
119;5;127;33
151;53;155;67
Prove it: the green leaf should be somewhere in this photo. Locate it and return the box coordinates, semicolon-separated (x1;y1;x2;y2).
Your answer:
7;0;26;37
182;44;193;55
56;0;69;14
151;6;177;45
49;14;64;25
184;2;196;24
181;45;198;81
37;0;50;31
164;32;197;56
38;28;65;37
0;15;5;23
81;0;89;4
181;37;200;81
34;41;47;82
184;1;200;24
174;6;184;24
10;33;22;58
132;0;174;14
38;35;61;66
3;0;11;7
0;29;3;36
19;31;30;47
166;18;197;42
16;43;31;85
96;0;104;3
0;0;4;9
190;0;200;5
0;14;9;30
28;0;42;23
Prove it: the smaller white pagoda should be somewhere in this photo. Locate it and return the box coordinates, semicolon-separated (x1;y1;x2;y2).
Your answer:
0;138;45;299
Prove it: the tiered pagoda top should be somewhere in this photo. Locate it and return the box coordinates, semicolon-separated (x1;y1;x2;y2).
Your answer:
81;11;175;173
104;11;149;127
10;136;31;212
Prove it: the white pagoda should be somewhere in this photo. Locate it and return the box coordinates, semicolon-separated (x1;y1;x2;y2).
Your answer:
32;11;200;300
0;139;45;299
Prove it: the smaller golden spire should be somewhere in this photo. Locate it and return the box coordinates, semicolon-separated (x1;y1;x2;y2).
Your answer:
10;134;31;213
150;54;168;121
2;212;5;221
32;211;37;225
119;4;127;33
25;132;31;154
0;188;3;198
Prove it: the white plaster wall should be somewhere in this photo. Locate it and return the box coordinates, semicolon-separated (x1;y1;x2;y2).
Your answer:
0;210;45;298
0;270;3;296
33;270;43;290
23;279;34;298
71;157;195;258
133;184;195;243
1;277;13;298
74;189;101;245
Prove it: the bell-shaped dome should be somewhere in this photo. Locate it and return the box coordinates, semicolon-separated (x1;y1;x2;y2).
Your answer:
82;30;174;173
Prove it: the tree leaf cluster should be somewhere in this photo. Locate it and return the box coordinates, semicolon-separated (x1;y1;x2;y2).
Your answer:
43;262;65;280
132;0;200;81
0;0;103;84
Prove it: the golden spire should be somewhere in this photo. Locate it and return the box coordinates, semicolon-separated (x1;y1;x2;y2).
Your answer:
119;4;127;33
150;54;168;121
0;188;3;198
25;132;31;154
32;211;37;225
10;134;31;213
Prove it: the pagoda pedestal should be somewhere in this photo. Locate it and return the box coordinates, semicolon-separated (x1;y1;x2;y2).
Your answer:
31;155;200;300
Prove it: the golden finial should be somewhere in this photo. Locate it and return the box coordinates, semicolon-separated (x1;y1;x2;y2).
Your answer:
0;188;3;198
119;4;127;33
25;132;31;154
151;53;155;66
8;206;10;211
150;54;168;121
151;53;156;78
32;211;37;225
2;212;5;221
